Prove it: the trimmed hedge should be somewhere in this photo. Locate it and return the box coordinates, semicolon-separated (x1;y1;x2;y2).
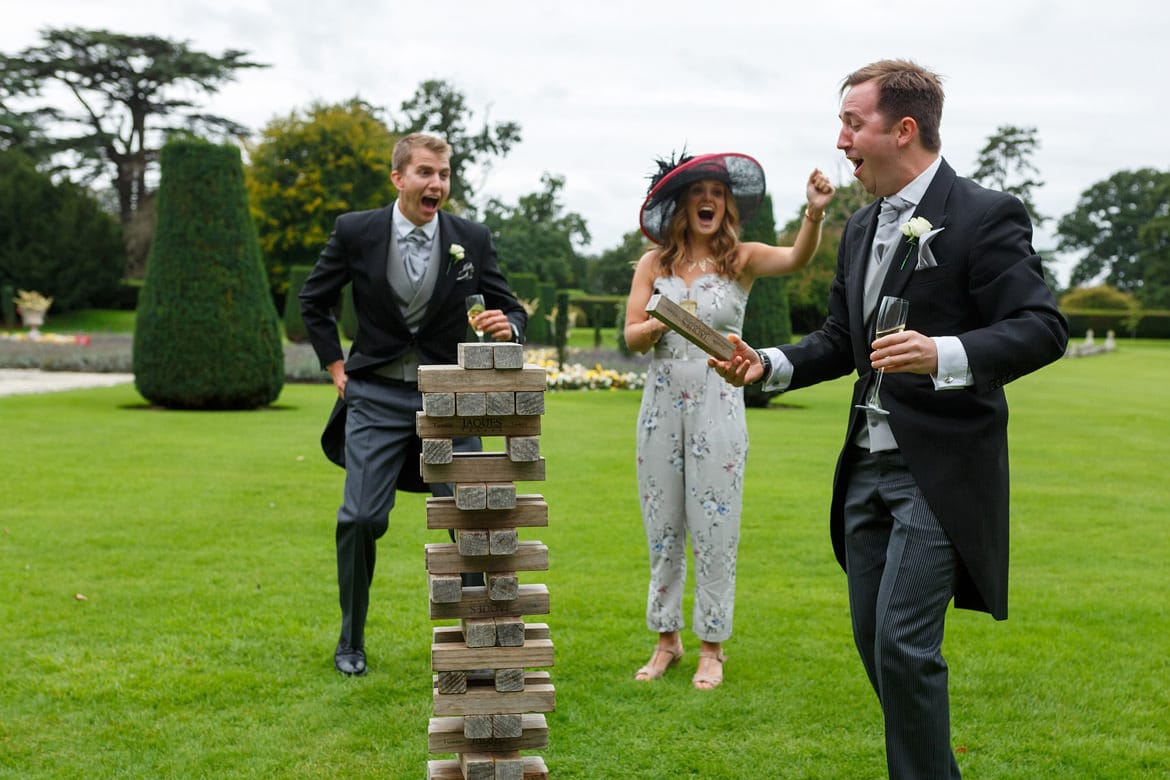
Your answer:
133;139;284;409
0;149;126;312
1062;308;1170;339
283;264;313;342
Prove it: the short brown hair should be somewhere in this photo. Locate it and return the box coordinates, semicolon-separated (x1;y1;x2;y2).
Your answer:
392;133;452;172
841;59;945;152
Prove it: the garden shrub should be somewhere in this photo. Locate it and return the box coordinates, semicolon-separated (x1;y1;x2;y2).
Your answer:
133;139;283;409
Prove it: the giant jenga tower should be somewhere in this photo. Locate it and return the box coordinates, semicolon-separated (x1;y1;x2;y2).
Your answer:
420;342;553;780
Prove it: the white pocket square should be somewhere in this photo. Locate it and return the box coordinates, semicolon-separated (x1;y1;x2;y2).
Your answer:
916;227;946;269
455;262;475;281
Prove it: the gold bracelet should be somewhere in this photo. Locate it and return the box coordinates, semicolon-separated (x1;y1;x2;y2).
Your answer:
804;208;825;223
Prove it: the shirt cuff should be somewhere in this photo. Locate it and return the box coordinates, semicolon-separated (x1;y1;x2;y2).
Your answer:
932;336;972;389
760;347;793;392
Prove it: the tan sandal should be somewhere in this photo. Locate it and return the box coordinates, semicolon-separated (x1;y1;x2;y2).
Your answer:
634;639;684;681
692;650;726;689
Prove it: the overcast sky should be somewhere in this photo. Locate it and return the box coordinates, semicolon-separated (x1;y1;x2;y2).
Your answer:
4;0;1164;285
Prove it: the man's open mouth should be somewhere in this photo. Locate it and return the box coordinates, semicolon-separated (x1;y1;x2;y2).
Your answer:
422;196;440;209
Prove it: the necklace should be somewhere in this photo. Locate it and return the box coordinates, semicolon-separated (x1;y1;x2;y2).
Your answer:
684;257;712;274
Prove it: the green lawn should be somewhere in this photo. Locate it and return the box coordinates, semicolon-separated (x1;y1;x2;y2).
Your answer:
1;342;1167;778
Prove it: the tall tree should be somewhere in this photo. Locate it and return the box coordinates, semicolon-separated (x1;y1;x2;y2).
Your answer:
1057;168;1170;299
588;230;646;295
970;125;1047;226
246;98;396;297
393;79;520;211
0;27;264;271
483;173;590;287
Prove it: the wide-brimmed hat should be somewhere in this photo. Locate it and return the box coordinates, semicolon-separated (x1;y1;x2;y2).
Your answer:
639;152;766;245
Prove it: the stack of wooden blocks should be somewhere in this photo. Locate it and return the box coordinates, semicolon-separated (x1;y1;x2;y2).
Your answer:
420;342;553;780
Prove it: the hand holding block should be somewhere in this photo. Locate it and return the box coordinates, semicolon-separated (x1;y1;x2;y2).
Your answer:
645;293;735;360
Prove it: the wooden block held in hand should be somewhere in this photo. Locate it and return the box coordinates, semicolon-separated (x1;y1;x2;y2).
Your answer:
645;292;736;360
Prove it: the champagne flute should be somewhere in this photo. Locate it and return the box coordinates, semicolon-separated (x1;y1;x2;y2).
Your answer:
856;296;910;415
465;294;486;341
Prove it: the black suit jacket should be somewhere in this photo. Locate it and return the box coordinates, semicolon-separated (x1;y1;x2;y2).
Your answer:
300;205;527;485
780;159;1068;618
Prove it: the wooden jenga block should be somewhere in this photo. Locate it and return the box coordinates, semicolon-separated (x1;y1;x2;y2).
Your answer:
419;365;547;393
506;436;540;462
455;483;487;511
488;528;518;555
495;617;525;647
421;438;453;464
428;714;549;754
494;751;525;780
432;639;556;674
433;623;549;645
427;756;548;780
423;392;455;417
494;667;525;692
426;541;549;574
646;292;736;359
486;483;517;511
458;342;496;369
423;453;545;484
493;716;523;739
456;529;490;557
459;752;494;780
485;391;516;416
418;412;540;438
433;680;556;716
436;670;467;695
463;715;493;739
428;496;549;530
514;391;545;416
492;343;525;369
429;584;549;620
461;617;497;648
486;571;519;602
429;573;463;604
456;391;487;417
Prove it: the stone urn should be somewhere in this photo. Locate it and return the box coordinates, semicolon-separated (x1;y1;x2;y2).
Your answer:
19;308;46;339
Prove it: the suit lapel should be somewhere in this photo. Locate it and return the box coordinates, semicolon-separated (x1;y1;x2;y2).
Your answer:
420;211;459;325
849;201;881;340
878;159;956;301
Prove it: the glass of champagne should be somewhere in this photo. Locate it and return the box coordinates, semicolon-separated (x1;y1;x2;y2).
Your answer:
856;296;910;415
465;294;486;341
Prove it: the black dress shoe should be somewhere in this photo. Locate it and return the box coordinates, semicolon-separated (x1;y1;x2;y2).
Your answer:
334;642;367;676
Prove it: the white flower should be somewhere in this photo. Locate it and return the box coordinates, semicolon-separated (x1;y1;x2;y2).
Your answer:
898;217;934;269
900;216;933;239
449;243;465;261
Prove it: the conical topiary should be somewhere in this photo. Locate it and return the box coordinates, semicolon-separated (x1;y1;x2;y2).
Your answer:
133;139;284;409
740;194;793;408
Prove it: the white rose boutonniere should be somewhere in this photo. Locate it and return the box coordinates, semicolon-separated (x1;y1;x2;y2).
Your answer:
448;243;466;271
898;217;933;270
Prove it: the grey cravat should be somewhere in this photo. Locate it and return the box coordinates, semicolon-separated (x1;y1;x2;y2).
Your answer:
402;228;429;289
863;196;907;324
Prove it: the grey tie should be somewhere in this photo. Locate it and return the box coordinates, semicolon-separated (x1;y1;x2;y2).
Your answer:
863;196;907;324
402;228;429;289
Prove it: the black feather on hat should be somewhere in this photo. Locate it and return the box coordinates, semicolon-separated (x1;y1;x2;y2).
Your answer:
639;152;766;245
